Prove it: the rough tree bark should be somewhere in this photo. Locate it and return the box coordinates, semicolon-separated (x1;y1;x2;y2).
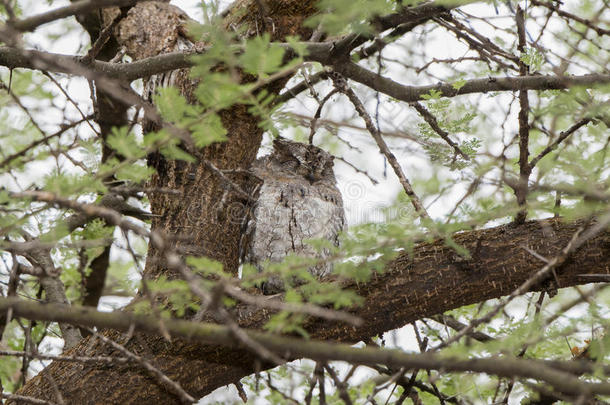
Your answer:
9;1;610;404
13;218;610;404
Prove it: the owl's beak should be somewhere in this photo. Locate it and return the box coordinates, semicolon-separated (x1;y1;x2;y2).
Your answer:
305;172;317;183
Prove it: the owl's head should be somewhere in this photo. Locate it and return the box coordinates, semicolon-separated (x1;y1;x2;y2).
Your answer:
273;138;335;183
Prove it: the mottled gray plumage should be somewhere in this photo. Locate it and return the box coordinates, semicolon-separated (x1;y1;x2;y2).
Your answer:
241;138;345;294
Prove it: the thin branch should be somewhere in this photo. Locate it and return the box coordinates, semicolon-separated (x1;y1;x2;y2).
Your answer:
309;89;339;144
529;118;592;168
0;393;59;405
514;6;532;224
530;182;609;202
415;56;487;74
330;72;431;221
325;365;353;405
530;0;610;36
264;374;300;404
274;70;327;106
8;0;144;32
433;16;517;71
0;350;132;364
334;61;609;103
410;101;469;160
223;284;362;325
316;362;327;405
412;323;445;405
335;156;379;185
89;329;196;404
428;314;493;343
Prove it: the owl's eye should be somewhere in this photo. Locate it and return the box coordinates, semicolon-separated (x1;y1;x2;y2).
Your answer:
279;156;299;169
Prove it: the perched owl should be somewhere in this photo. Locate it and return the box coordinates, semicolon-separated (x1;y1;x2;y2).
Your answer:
241;138;346;294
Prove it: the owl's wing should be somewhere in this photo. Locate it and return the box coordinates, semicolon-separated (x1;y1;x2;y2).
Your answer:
332;205;346;247
238;181;262;265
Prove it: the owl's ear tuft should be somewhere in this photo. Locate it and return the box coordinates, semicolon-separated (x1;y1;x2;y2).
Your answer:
273;137;290;145
272;137;292;154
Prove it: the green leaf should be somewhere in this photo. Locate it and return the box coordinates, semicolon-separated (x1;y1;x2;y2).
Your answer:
190;113;227;147
306;0;395;36
106;127;144;159
195;73;245;109
186;256;227;278
43;172;105;197
452;78;467;90
114;162;155;182
154;87;193;124
520;47;545;72
239;34;286;76
159;143;196;163
421;89;443;100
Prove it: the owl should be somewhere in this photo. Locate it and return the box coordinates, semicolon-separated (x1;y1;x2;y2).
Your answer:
241;138;346;294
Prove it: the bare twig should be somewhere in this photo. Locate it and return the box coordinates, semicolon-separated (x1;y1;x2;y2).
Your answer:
223;284;362;325
330;72;431;221
309;89;339;144
335;156;379;185
514;6;532;224
325;365;353;405
0;393;59;405
8;0;144;32
89;329;196;404
530;0;610;36
410;101;469;160
529;118;591;168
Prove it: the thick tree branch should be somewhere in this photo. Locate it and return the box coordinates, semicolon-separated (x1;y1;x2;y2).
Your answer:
2;283;610;398
12;218;610;403
334;61;610;102
1;44;609;97
7;0;144;32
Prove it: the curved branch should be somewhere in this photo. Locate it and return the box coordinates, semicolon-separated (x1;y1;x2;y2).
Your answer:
2;293;610;398
8;0;144;32
2;46;607;103
334;61;610;102
13;218;610;403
